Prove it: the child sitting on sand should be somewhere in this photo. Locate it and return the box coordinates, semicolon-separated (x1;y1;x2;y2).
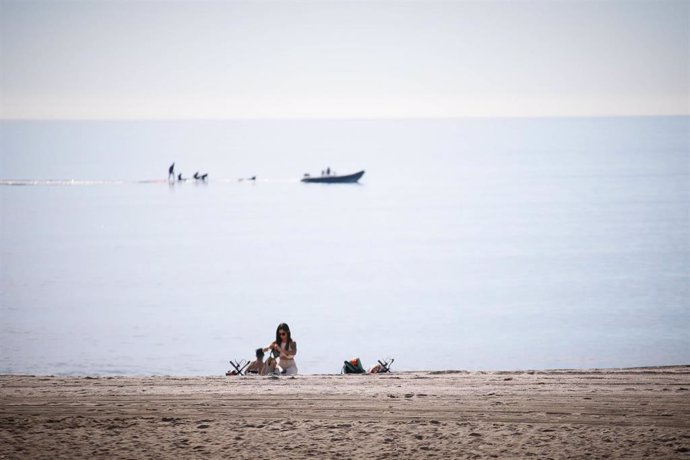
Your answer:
245;348;278;376
245;348;269;375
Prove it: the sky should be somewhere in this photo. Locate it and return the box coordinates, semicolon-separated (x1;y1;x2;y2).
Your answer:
1;0;688;119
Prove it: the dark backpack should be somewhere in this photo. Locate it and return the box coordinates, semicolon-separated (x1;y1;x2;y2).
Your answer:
342;357;365;374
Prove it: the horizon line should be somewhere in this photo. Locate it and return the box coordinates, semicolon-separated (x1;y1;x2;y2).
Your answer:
1;114;688;122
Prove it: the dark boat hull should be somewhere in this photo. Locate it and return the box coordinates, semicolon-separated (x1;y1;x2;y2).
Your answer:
301;170;365;183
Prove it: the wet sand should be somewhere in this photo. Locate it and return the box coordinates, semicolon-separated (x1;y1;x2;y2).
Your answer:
1;366;689;459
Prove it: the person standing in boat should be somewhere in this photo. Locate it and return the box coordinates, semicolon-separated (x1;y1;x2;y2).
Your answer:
326;167;331;175
168;162;175;180
263;323;298;375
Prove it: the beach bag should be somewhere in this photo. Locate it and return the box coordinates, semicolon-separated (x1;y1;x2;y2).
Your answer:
342;357;365;374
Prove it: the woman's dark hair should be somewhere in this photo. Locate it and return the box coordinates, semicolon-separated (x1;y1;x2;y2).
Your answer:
255;348;264;359
275;323;294;351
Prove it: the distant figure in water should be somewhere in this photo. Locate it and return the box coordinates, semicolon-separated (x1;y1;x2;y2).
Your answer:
201;173;208;180
177;173;184;181
193;172;200;180
168;162;175;180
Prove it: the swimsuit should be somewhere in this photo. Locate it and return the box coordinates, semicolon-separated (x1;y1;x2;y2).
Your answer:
277;342;298;375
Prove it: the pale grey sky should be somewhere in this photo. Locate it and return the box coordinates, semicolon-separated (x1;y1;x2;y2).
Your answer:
1;0;688;119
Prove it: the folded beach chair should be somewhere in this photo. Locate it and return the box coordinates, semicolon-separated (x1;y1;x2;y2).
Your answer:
374;358;394;373
226;358;250;376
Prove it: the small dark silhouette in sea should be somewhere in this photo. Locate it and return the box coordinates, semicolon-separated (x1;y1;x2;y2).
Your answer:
170;164;207;182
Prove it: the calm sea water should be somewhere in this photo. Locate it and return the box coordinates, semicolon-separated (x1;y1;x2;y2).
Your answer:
1;117;688;375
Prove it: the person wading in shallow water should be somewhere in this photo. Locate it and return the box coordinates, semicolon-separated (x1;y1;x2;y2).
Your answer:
168;162;175;180
263;323;297;375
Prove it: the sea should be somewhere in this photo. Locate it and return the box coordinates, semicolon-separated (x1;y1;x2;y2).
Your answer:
1;117;688;376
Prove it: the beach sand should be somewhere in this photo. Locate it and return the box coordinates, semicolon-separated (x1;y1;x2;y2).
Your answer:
1;366;689;459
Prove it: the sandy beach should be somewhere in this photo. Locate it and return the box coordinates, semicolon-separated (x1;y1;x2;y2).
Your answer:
1;366;689;459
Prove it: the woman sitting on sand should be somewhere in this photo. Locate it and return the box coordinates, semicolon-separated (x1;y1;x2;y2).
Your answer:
263;323;298;375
